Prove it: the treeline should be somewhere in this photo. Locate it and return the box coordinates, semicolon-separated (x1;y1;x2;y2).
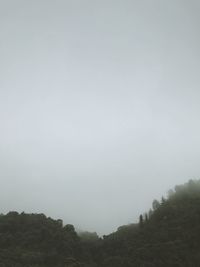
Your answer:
0;212;84;266
0;179;200;266
98;179;200;267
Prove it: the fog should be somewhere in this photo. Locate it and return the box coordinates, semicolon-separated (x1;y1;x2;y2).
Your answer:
0;0;200;235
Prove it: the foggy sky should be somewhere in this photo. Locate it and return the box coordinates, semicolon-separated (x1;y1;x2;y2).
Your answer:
1;0;200;234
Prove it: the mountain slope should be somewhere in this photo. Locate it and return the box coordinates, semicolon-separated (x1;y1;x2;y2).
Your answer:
0;180;200;266
99;180;200;267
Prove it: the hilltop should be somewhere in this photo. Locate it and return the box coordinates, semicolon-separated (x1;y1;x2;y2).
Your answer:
0;180;200;266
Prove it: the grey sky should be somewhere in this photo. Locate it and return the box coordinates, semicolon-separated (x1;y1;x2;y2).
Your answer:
0;0;200;234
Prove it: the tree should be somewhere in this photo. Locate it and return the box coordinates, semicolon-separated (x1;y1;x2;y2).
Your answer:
139;214;143;228
144;213;148;222
152;199;160;211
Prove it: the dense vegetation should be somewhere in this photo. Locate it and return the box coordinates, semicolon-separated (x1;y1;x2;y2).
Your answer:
1;179;200;266
99;179;200;267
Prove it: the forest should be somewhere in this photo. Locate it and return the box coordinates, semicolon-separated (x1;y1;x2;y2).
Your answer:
0;179;200;267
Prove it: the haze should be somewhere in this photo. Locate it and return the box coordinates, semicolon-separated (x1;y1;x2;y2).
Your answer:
0;0;200;235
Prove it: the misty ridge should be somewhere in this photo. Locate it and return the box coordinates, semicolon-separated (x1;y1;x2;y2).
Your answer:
0;179;200;266
1;0;200;266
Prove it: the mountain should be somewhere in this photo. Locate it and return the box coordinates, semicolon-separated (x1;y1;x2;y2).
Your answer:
98;179;200;267
0;179;200;266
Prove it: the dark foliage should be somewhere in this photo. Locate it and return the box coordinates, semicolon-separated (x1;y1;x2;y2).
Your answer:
0;212;82;266
98;179;200;267
0;179;200;266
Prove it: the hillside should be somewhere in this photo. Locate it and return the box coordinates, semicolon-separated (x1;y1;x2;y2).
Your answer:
0;212;83;266
99;179;200;267
0;180;200;266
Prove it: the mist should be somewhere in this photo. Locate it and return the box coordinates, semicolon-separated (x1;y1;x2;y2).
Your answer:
0;0;200;235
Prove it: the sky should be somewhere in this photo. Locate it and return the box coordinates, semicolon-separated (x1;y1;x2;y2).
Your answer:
0;0;200;235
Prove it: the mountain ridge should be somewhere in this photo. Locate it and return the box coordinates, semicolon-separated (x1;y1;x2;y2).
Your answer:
0;179;199;266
